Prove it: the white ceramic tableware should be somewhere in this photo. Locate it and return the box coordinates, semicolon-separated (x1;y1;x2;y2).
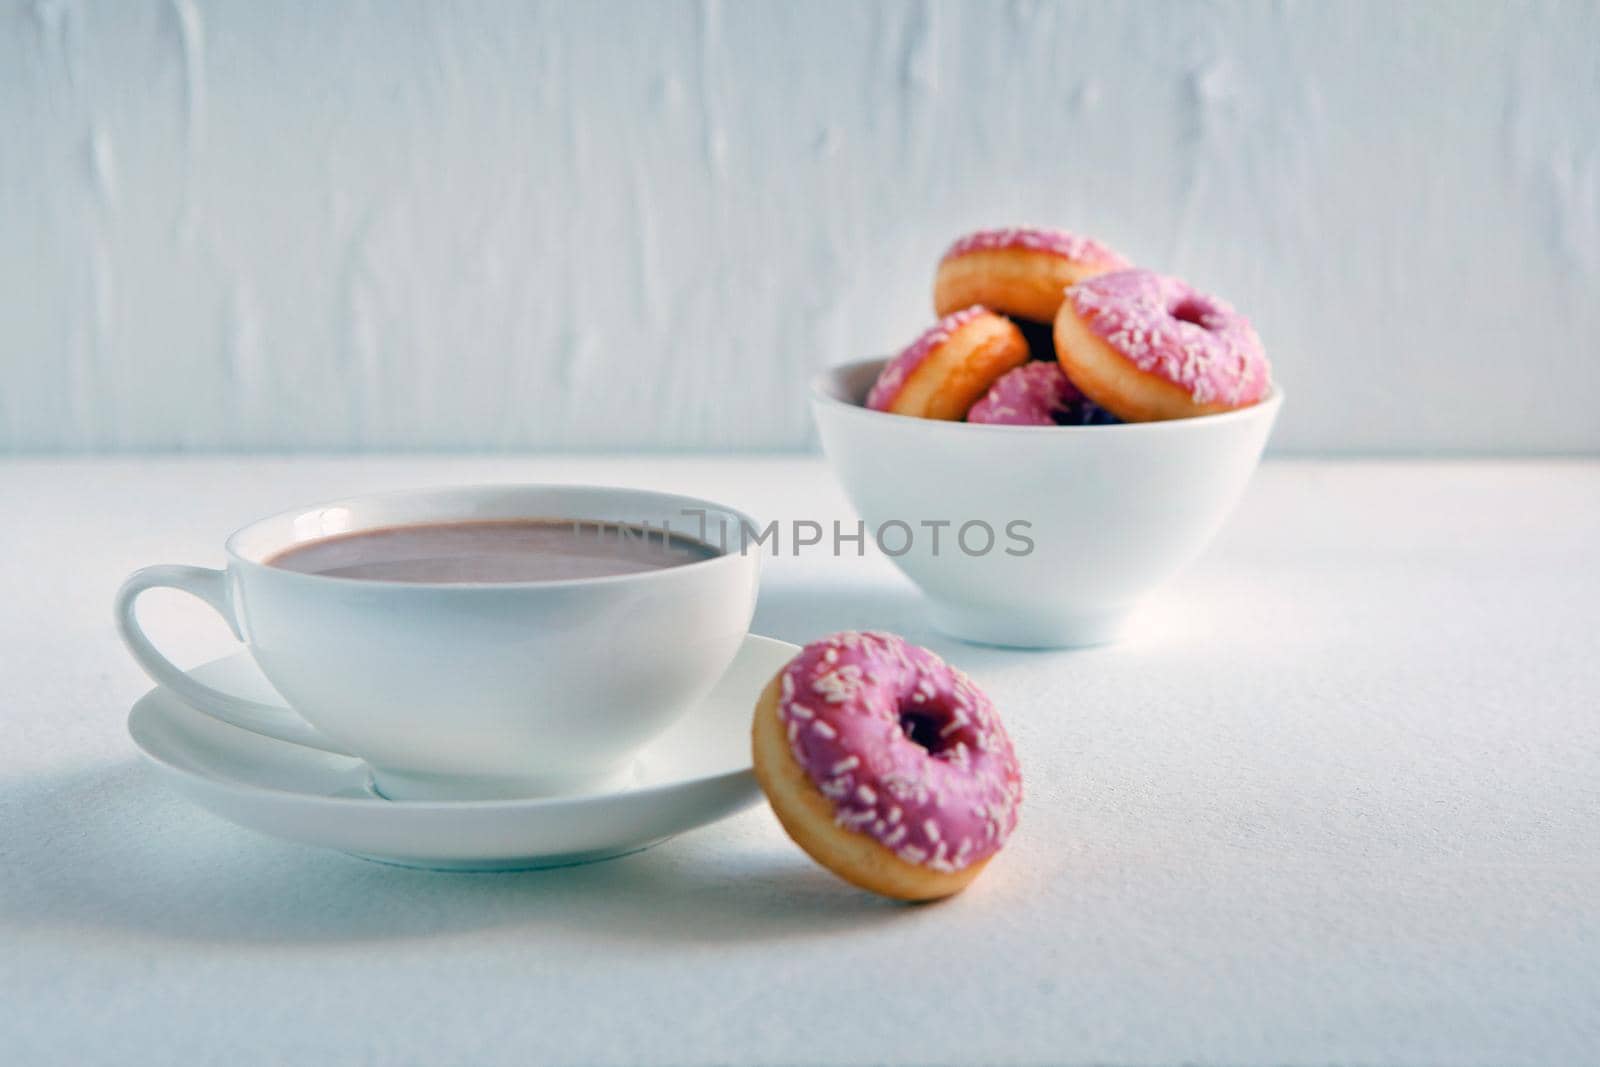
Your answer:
128;635;797;870
811;358;1282;648
115;485;760;800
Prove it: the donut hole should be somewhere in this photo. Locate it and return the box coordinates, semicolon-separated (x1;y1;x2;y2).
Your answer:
1170;298;1212;329
899;701;978;758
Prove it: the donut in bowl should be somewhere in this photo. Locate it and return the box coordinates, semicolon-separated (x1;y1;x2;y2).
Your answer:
1054;269;1271;422
967;360;1085;426
865;307;1029;421
934;227;1131;325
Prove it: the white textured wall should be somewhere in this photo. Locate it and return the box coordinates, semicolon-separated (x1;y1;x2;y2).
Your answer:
4;0;1597;454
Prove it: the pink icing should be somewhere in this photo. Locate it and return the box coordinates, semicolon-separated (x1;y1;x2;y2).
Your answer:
865;306;988;411
776;631;1023;873
968;361;1084;425
941;227;1131;270
1065;269;1271;407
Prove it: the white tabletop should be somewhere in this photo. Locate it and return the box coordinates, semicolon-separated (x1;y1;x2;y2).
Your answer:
2;456;1597;1066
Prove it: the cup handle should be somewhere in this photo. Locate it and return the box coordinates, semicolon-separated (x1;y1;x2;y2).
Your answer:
115;565;353;756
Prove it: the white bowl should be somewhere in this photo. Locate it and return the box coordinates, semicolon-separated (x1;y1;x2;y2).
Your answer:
811;358;1282;648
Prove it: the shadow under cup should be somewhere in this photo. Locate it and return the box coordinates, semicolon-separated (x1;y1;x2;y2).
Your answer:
118;486;761;801
810;359;1282;649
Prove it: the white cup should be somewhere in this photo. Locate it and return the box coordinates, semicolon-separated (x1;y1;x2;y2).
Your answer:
115;485;760;801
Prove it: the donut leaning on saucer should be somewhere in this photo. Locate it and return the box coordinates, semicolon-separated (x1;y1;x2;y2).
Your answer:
753;631;1022;902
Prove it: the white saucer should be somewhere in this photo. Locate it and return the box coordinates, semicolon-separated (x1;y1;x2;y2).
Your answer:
128;634;798;870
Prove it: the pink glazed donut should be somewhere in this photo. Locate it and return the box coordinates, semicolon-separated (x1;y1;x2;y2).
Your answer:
935;226;1131;324
967;360;1086;426
752;631;1022;901
1054;268;1271;422
865;306;1030;421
